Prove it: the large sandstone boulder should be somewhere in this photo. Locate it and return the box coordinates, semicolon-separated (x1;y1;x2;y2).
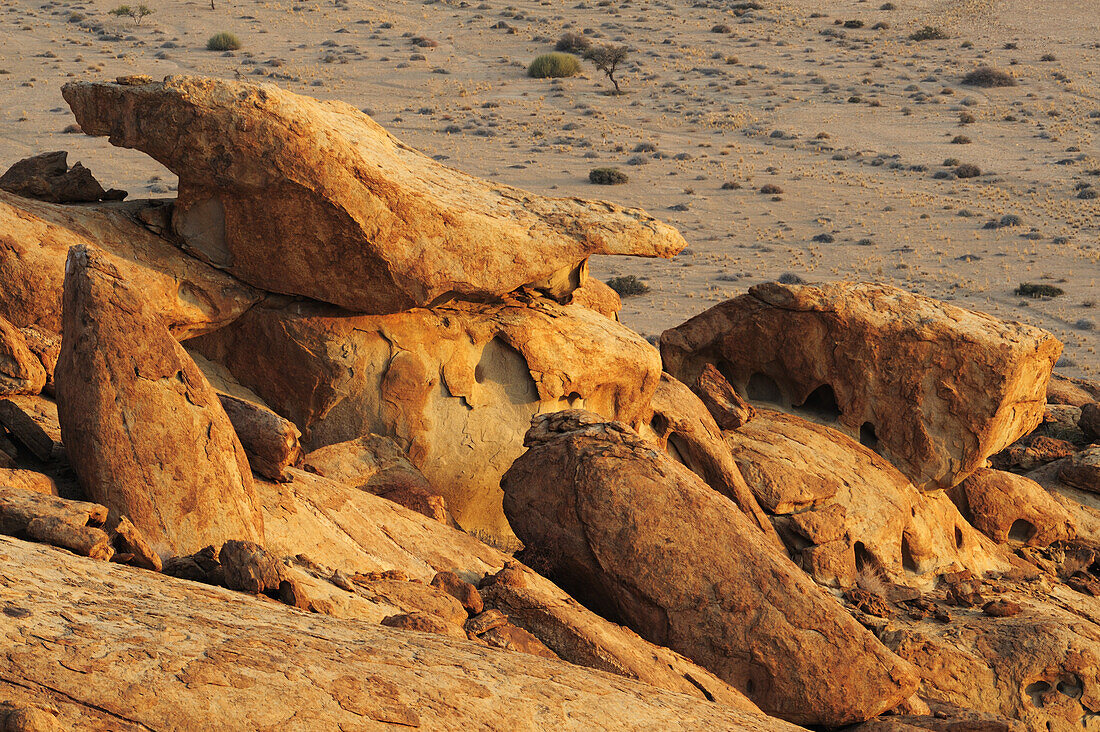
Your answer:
56;245;264;556
724;410;1008;588
950;469;1076;547
0;536;799;731
189;296;662;538
62;75;686;313
502;410;920;726
661;282;1061;490
0;190;258;339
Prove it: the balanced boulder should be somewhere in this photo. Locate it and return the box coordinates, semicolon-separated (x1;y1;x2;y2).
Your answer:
56;245;264;556
661;282;1061;490
502;410;919;726
62;75;686;313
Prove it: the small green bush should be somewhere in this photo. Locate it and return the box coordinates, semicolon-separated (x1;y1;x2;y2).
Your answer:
206;31;242;51
962;66;1016;88
589;167;628;185
605;275;650;297
110;4;154;24
527;52;581;78
909;25;947;41
1015;283;1063;298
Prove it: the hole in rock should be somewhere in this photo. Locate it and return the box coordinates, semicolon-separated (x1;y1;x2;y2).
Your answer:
954;526;964;549
860;422;880;451
1025;680;1052;707
746;372;783;404
901;535;919;573
1009;519;1036;543
854;541;884;577
1057;675;1084;699
795;383;841;421
650;413;670;437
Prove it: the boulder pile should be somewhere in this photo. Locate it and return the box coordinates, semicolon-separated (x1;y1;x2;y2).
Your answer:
0;75;1098;731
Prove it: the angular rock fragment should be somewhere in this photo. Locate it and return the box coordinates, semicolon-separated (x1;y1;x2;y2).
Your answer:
0;396;63;461
0;487;111;559
430;570;484;615
1060;446;1100;493
0;536;800;731
218;393;302;482
220;540;283;594
63;76;686;313
382;610;467;639
502;410;920;726
0;317;46;397
692;362;756;429
642;372;779;543
0;191;259;339
0;151;125;203
0;468;57;496
108;515;162;571
661;282;1061;490
191;296;661;538
1081;402;1100;441
56;245;264;557
16;327;59;396
726;410;1007;587
568;276;622;319
302;434;454;525
950;468;1075;547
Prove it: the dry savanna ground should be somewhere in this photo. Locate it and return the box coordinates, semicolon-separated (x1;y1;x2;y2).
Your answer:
1;0;1097;373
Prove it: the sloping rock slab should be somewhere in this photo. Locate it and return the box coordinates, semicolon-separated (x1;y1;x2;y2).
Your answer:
63;75;686;313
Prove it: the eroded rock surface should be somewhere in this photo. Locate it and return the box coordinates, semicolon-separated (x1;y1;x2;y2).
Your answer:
190;296;661;538
502;410;919;726
63;75;686;313
56;245;264;556
950;469;1076;547
661;282;1061;490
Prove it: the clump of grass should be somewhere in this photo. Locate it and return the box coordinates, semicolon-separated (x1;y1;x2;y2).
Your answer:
721;181;741;190
206;31;241;51
605;275;650;296
843;19;864;28
951;135;972;144
962;66;1017;88
759;183;783;194
778;272;806;285
1015;283;1064;298
711;23;732;33
588;167;628;185
955;163;981;178
555;32;590;54
527;52;581;78
909;25;947;41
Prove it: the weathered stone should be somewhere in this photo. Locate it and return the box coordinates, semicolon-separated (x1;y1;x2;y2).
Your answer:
950;469;1075;547
56;245;264;557
1060;446;1100;494
381;611;467;640
0;151;123;204
63;76;686;313
107;515;162;572
479;561;765;713
0;191;259;339
1047;373;1100;407
725;409;1007;588
0;536;798;731
692;362;756;429
218;393;302;482
0;487;110;559
1081;403;1100;441
302;434;453;525
0;318;46;397
0;396;62;461
220;540;283;594
0;468;57;496
994;435;1078;472
641;372;779;543
192;296;661;539
568;275;622;319
16;328;59;396
502;410;920;726
661;282;1061;490
479;623;561;659
430;570;484;615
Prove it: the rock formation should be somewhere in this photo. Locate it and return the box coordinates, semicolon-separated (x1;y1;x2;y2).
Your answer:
0;316;47;396
502;410;919;726
56;245;264;556
62;75;686;313
0;150;125;203
950;469;1076;547
661;282;1061;490
190;296;661;538
0;190;258;339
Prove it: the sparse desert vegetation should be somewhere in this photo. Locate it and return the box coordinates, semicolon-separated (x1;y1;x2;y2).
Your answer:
206;32;241;51
527;52;582;79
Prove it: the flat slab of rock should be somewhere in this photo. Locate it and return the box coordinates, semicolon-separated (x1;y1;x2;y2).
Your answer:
191;296;661;539
502;410;919;726
661;282;1061;490
0;190;258;339
56;245;264;556
63;75;686;313
0;536;801;731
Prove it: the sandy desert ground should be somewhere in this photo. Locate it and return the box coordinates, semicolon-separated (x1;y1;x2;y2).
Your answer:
0;0;1097;374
